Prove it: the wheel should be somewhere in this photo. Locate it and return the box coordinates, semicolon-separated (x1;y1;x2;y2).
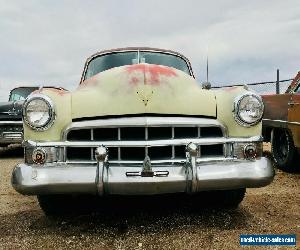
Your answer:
271;129;298;172
37;195;74;215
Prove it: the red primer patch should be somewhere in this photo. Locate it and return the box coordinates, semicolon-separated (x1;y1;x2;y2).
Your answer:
126;64;178;85
130;76;140;85
78;76;101;89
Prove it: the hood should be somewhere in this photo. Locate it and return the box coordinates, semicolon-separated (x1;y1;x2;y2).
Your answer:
71;64;216;119
0;100;23;121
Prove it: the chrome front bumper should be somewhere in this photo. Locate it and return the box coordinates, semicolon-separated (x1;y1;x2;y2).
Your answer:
12;157;274;195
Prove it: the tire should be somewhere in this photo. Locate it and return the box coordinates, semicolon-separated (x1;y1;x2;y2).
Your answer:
271;129;298;172
37;195;74;216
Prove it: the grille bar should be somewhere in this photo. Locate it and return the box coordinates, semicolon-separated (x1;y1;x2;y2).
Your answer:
118;128;121;161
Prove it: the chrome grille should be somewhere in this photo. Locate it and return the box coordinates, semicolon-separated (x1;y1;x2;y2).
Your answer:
67;126;222;141
64;117;225;163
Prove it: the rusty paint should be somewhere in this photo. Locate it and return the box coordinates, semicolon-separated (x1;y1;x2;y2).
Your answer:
30;87;70;96
263;71;300;148
44;87;70;96
288;93;300;148
78;74;102;89
286;71;300;93
129;76;140;85
262;94;292;121
126;64;178;85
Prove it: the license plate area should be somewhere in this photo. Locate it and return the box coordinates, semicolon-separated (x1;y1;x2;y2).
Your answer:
126;170;169;177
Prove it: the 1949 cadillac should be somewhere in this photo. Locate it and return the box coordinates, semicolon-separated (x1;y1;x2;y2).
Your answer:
11;47;274;214
0;87;38;146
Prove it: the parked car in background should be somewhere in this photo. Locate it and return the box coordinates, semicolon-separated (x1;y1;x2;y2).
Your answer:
0;86;67;147
12;47;274;215
262;71;300;171
0;87;38;146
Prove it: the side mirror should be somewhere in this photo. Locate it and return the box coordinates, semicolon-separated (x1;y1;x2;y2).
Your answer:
202;82;211;90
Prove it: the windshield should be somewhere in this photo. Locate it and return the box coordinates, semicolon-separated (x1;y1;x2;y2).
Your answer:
9;87;38;101
84;51;191;80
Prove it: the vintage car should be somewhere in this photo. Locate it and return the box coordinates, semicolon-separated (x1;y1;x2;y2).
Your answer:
262;71;300;172
12;47;274;215
0;87;38;146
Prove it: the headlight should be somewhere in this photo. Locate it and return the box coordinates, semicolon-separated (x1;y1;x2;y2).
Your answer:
233;93;264;126
23;94;56;130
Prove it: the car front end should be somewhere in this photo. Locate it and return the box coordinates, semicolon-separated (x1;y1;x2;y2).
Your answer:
11;48;274;213
12;69;273;194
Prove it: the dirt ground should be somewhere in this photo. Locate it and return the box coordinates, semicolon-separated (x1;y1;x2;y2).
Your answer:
0;145;299;250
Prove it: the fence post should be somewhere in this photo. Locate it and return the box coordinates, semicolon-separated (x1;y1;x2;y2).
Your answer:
276;69;280;94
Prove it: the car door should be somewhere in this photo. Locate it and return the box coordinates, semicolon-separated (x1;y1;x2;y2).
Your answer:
288;81;300;148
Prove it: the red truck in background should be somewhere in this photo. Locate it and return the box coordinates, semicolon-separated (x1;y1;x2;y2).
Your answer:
262;71;300;172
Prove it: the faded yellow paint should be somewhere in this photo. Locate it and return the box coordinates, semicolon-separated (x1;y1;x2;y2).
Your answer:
72;65;216;119
24;65;261;141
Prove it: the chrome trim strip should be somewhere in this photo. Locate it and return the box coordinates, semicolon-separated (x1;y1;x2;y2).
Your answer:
145;126;148;157
171;127;175;159
263;119;300;126
25;136;262;148
90;129;94;160
0;121;23;125
2;132;23;139
62;117;228;139
64;157;236;165
117;128;121;160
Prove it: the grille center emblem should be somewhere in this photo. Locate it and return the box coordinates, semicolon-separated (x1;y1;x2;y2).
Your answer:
143;156;152;172
126;156;169;178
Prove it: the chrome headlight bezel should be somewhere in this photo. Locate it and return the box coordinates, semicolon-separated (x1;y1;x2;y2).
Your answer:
23;94;56;131
233;93;264;127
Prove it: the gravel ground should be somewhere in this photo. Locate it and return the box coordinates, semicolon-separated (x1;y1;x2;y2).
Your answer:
0;146;299;250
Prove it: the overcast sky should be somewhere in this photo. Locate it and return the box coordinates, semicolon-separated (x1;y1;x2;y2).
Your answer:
0;0;299;101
